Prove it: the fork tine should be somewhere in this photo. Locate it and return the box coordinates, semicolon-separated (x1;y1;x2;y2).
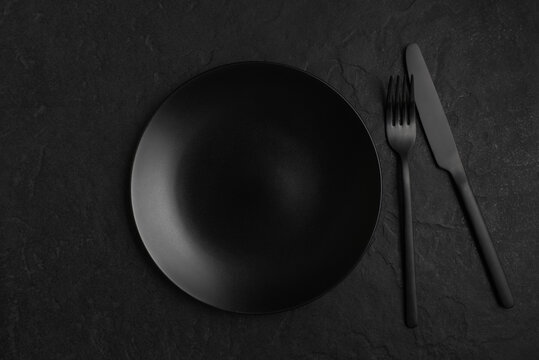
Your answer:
394;75;401;126
409;75;415;104
402;75;409;125
408;75;415;125
402;75;408;125
402;74;407;100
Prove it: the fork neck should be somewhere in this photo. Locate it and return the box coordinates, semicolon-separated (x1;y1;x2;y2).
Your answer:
399;153;410;163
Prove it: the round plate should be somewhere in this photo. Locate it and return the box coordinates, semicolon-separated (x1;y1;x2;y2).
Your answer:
131;62;381;313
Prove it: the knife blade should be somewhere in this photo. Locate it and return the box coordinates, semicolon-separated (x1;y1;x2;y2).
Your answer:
406;43;514;308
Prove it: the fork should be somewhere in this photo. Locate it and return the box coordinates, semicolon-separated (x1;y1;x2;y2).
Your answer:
385;75;418;328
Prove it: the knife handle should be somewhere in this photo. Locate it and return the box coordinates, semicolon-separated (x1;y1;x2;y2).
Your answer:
452;170;514;308
401;158;418;327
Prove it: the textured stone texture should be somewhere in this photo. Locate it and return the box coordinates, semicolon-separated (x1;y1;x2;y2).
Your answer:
1;0;538;359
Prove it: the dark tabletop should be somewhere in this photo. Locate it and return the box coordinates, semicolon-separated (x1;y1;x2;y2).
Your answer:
1;0;538;359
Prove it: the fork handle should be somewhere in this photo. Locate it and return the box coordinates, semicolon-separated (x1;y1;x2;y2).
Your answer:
452;170;514;308
401;157;418;327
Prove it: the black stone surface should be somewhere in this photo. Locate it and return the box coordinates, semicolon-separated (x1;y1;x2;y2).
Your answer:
1;0;538;358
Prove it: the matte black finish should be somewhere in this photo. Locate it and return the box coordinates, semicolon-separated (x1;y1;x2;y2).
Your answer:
406;44;514;308
385;76;418;327
131;62;382;313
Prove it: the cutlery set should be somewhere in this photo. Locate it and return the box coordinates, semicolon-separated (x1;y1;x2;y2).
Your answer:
385;44;513;327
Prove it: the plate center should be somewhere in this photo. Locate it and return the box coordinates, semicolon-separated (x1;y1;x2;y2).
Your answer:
177;121;323;257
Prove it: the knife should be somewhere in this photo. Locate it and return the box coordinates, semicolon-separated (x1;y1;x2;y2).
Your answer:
405;43;514;308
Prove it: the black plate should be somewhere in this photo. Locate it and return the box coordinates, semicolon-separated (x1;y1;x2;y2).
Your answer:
131;62;381;313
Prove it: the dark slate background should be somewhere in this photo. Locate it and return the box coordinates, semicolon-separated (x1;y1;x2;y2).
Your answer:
1;0;538;359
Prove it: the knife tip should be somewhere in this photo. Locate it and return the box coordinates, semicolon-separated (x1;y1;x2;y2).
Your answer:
406;43;420;53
